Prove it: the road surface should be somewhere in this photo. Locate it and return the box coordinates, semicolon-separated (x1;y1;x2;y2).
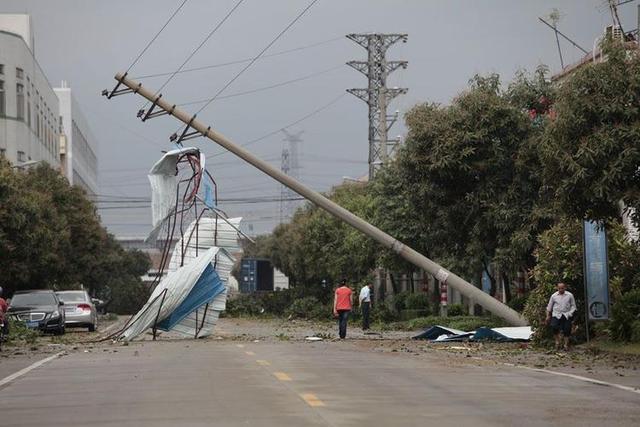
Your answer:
1;338;638;426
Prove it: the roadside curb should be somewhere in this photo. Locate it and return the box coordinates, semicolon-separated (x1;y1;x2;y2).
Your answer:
0;351;65;390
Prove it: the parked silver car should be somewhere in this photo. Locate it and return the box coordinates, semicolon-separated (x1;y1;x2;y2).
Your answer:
55;290;97;332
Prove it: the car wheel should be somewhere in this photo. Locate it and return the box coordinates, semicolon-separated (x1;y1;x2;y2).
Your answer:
88;323;96;332
56;326;65;336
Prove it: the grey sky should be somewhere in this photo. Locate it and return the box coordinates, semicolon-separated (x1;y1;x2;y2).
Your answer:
2;0;637;237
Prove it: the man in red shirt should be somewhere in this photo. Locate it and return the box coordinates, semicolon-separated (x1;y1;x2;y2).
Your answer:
333;280;353;339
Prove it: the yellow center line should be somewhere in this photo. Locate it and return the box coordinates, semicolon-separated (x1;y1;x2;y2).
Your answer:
245;351;256;356
301;393;325;407
273;372;292;381
256;359;271;366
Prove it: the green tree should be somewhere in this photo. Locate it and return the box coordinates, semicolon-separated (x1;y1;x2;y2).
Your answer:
0;159;151;310
372;73;547;297
540;42;640;227
243;183;378;298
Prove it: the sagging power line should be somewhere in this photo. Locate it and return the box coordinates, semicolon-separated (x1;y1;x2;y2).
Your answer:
142;0;245;109
132;36;342;79
124;0;191;74
177;0;320;133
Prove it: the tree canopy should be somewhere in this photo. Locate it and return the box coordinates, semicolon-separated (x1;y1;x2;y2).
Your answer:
540;43;640;227
0;158;150;312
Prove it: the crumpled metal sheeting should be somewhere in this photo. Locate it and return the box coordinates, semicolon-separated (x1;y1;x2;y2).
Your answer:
413;325;532;342
147;146;202;229
168;219;238;284
119;247;217;341
170;288;227;338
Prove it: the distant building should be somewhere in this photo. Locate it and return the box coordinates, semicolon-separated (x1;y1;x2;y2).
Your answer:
0;14;98;195
54;82;98;195
0;14;61;168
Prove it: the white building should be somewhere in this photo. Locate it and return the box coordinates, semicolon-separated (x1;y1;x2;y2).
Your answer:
0;14;98;195
54;82;98;195
0;14;61;168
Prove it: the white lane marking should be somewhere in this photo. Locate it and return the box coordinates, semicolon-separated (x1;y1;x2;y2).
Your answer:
518;365;640;395
0;352;64;389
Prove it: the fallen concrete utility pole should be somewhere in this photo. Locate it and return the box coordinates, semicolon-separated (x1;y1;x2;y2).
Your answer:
105;73;527;326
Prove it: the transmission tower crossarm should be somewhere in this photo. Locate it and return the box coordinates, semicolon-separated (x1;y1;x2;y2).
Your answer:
104;72;528;327
346;60;370;76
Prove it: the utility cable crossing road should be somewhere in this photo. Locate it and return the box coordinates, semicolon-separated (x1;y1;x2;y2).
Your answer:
0;338;638;426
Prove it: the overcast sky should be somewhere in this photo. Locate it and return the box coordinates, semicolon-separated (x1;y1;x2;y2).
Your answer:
3;0;638;237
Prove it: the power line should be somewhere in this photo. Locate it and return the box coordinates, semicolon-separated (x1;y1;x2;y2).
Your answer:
177;65;342;107
206;92;347;159
125;0;191;74
188;0;320;120
146;0;245;106
132;36;342;80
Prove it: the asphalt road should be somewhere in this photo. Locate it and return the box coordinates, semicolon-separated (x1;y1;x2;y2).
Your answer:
0;339;638;427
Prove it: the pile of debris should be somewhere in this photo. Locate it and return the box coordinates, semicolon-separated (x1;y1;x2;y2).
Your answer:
109;147;245;342
413;325;532;342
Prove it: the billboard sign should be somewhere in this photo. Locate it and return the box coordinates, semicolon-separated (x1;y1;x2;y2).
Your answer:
583;220;610;320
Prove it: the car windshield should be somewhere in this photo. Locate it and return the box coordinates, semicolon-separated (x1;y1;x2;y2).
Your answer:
56;291;87;303
11;292;57;306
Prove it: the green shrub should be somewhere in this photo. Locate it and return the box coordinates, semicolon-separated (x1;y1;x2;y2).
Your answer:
286;296;321;320
523;282;556;345
399;309;429;321
611;288;640;342
108;278;150;315
371;303;399;323
390;291;411;312
631;320;640;343
507;295;528;312
405;293;430;310
447;303;465;316
308;303;332;321
260;290;294;315
226;294;263;316
7;319;40;345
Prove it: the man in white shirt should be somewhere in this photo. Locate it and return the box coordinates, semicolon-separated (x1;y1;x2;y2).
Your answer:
359;284;372;331
546;282;577;351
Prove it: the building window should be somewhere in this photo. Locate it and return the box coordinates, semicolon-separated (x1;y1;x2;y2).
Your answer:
16;68;24;79
0;80;5;116
17;151;26;162
16;83;25;120
35;103;40;138
27;90;31;127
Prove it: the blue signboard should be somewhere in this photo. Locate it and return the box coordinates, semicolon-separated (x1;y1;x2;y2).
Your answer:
583;220;610;320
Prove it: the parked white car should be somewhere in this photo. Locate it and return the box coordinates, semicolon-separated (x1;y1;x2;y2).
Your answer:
55;290;98;332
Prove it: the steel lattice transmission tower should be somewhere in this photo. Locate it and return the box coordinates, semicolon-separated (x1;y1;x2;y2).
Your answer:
346;33;408;180
279;129;303;222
